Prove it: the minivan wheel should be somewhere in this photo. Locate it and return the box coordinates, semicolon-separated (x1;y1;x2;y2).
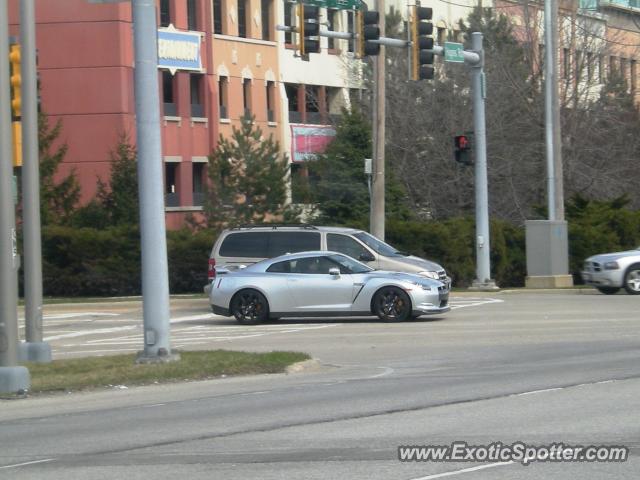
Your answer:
230;289;269;325
596;286;620;295
623;264;640;295
373;287;411;322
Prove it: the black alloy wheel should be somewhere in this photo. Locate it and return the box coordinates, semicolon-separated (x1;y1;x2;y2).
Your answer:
373;287;412;322
230;290;269;325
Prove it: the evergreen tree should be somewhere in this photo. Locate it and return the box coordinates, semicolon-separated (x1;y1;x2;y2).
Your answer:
309;108;412;227
38;111;80;225
72;137;139;228
204;115;291;229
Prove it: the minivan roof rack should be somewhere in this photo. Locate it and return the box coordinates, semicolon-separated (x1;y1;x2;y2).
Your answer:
234;224;318;230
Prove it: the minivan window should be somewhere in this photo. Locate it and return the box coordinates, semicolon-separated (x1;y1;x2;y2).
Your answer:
267;232;321;257
219;232;269;258
353;232;405;257
327;234;370;259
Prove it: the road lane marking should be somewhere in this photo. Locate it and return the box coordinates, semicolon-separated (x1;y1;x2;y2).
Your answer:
409;461;515;479
515;387;564;396
0;459;55;469
449;298;504;310
45;326;137;341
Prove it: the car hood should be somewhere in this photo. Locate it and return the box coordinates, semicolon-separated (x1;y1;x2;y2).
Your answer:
587;249;640;262
362;270;443;287
392;255;444;272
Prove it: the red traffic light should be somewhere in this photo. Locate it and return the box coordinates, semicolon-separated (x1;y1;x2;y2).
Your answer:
455;135;470;150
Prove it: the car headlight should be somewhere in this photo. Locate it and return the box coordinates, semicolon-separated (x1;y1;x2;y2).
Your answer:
418;271;440;280
604;261;620;270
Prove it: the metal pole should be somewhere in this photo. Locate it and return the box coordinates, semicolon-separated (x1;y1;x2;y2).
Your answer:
544;0;556;221
132;0;177;363
0;0;30;393
370;0;385;240
20;0;51;363
550;0;565;221
469;32;496;289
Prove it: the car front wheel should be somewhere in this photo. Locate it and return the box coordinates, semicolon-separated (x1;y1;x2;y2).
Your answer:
596;286;620;295
373;287;412;322
230;289;269;325
624;264;640;295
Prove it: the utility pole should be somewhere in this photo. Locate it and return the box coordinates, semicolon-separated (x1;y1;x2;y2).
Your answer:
20;0;51;363
132;0;178;363
550;0;565;221
523;0;572;289
0;0;30;394
370;0;385;241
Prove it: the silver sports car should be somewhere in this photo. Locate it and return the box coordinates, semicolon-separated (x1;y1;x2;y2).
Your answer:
210;251;450;324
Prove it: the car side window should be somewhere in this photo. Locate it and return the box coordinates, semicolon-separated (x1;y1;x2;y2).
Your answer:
219;232;269;258
290;257;335;274
327;234;369;260
266;260;291;273
268;232;321;257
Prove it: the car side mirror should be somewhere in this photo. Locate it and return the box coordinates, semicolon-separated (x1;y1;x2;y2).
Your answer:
328;267;341;276
359;252;375;262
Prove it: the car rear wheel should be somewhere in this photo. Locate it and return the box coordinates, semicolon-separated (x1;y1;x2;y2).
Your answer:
373;287;412;322
596;286;620;295
230;289;269;325
623;264;640;295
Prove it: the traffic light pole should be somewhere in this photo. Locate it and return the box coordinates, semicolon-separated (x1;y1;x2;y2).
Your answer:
0;0;30;394
370;0;385;241
131;0;178;364
19;0;51;363
467;33;496;289
433;34;496;288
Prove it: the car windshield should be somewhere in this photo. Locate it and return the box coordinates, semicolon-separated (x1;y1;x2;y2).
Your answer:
353;232;406;257
328;254;373;274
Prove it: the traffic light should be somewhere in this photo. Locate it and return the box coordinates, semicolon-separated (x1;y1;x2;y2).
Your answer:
9;43;21;118
410;4;434;80
297;3;320;57
356;9;380;58
454;134;473;165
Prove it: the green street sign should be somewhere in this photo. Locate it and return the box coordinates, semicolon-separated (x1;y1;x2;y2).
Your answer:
304;0;362;10
444;41;465;63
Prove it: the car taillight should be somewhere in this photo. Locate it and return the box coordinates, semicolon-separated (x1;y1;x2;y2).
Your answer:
208;258;216;280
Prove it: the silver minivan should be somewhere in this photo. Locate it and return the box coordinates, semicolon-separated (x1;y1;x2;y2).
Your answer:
206;225;450;289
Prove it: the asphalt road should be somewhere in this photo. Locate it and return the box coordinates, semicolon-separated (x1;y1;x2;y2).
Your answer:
2;290;639;479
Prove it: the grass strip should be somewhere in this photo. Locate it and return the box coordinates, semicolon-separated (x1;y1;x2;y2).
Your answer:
25;350;310;394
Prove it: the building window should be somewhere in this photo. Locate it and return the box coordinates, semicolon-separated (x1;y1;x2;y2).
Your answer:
162;71;176;116
285;83;300;122
306;85;320;124
219;76;229;119
631;60;637;93
261;0;272;41
347;11;353;52
620;58;628;87
284;0;293;44
243;78;252;118
187;0;198;30
165;162;179;207
598;55;605;83
437;27;446;46
586;52;593;82
563;49;570;79
192;163;206;206
213;0;223;34
609;56;617;77
190;74;204;117
160;0;171;27
238;0;248;38
327;9;337;50
266;81;275;122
